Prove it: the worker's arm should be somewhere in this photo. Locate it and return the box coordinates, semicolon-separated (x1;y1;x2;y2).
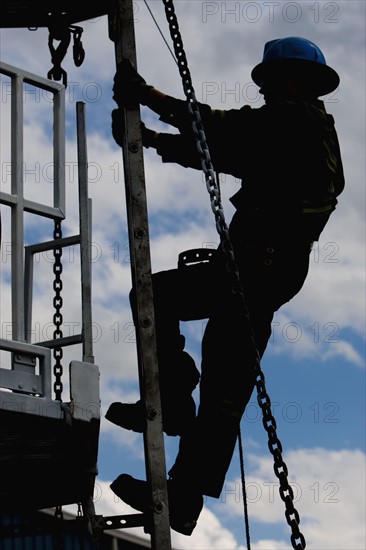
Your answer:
111;59;248;177
142;88;167;116
111;107;201;169
112;59;191;127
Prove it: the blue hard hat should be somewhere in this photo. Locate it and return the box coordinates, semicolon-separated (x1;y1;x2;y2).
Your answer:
251;37;339;96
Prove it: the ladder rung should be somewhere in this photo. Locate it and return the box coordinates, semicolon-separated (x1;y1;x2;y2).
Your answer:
93;513;146;532
36;335;83;348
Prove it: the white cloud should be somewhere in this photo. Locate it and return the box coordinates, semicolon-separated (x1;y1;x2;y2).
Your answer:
269;310;364;367
222;448;366;549
62;479;246;550
1;3;365;549
61;447;365;550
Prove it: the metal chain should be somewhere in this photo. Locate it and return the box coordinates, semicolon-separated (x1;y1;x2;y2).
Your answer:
47;17;70;86
162;2;306;548
71;25;85;67
53;220;64;401
47;16;85;86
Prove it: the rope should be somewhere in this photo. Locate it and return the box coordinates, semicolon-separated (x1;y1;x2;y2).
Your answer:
238;429;251;550
161;2;306;548
142;0;178;65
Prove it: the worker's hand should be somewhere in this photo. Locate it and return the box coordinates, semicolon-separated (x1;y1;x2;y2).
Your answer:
113;59;153;109
111;108;125;147
140;122;158;149
111;111;157;149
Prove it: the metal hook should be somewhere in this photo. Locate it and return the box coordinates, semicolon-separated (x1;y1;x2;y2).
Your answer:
47;14;71;87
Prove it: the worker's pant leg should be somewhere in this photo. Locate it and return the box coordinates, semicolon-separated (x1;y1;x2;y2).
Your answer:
129;261;215;422
168;300;273;497
168;242;312;497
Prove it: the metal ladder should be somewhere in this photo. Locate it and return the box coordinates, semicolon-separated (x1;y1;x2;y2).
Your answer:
97;1;172;548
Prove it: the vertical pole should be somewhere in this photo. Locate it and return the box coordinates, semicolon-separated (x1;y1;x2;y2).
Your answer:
76;101;94;364
11;74;25;342
108;2;172;549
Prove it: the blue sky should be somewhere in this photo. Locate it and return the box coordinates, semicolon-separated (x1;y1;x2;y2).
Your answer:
1;1;365;548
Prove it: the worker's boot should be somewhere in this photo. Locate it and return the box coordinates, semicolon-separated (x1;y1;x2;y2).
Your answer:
110;473;203;536
105;400;146;433
105;351;200;436
105;395;197;435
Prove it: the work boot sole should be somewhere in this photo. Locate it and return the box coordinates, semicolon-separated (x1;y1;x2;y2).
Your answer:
105;397;196;437
105;402;145;432
110;474;203;536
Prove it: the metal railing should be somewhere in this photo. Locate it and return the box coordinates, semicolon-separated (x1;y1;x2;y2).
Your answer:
0;62;96;414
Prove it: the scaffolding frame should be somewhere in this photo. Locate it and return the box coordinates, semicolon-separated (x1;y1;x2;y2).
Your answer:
0;0;172;545
0;62;100;514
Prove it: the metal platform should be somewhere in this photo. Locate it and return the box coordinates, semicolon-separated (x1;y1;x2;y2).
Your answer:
0;403;99;511
0;62;100;513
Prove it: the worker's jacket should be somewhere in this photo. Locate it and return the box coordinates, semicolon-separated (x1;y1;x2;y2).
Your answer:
153;97;345;244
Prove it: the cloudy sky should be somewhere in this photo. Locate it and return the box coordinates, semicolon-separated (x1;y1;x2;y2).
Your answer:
0;1;365;548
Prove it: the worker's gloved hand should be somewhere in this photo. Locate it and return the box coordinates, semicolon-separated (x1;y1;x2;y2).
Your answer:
140;122;158;149
111;111;157;149
113;59;153;109
111;108;125;147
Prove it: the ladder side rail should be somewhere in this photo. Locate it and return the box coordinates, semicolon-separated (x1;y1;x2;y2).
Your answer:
76;102;94;363
109;1;172;548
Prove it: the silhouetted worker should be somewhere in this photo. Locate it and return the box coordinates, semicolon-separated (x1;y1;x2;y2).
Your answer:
106;37;344;535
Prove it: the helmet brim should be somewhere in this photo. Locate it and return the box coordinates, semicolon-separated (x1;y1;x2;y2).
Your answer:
251;59;340;96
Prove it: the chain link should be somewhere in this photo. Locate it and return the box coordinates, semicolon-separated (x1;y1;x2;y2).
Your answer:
71;26;85;67
162;2;306;548
53;220;64;401
47;18;85;86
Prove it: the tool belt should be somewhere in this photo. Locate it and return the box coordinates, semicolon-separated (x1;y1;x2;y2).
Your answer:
178;248;217;269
